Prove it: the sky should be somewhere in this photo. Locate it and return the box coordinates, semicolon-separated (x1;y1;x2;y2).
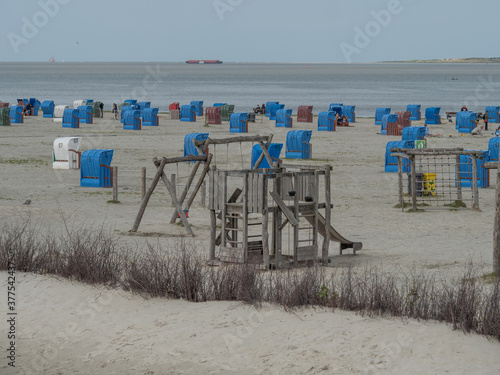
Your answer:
1;0;499;63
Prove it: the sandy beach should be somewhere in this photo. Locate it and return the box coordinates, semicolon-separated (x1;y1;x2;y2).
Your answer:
1;111;499;374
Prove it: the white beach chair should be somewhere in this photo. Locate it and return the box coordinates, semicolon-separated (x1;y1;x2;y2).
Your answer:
53;137;82;169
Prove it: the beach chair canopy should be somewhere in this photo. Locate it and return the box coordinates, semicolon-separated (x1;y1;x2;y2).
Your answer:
318;111;336;131
184;133;209;158
80;149;114;188
488;137;500;161
456;111;477;133
385;140;414;173
54;105;69;118
297;105;313;122
275;108;293;127
401;126;426;141
53;137;82;170
375;108;391;124
285;130;312;159
229;112;248;133
251;143;283;169
457;150;490;188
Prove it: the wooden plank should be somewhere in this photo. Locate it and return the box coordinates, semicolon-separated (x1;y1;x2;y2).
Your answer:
262;169;269;269
270;191;298;227
293;173;300;262
494;158;500;275
243;173;249;262
196;134;272;146
153;155;207;164
313;170;319;247
322;166;331;262
253;172;259;213
258;173;264;213
297;245;318;262
485;161;499;170
221;172;228;247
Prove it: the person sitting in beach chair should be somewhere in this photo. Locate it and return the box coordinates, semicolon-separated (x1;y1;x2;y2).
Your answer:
23;102;32;116
340;114;349;126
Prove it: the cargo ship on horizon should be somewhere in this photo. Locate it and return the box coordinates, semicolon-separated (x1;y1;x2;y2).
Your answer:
186;60;223;64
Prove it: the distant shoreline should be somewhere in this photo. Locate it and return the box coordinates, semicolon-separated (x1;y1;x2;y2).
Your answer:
382;57;500;64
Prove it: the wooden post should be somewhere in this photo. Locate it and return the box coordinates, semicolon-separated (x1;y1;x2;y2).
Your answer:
274;172;282;267
112;166;118;201
201;182;206;207
262;169;270;269
397;156;404;211
170;174;176;207
410;155;417;211
184;154;213;211
141;167;146;200
322;166;331;263
494;158;500;275
221;172;228;248
243;173;249;262
456;155;462;202
471;156;480;210
313;170;320;250
209;208;216;261
131;158;168;232
293;173;299;263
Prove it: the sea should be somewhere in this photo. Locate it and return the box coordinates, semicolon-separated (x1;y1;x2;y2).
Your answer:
1;62;500;117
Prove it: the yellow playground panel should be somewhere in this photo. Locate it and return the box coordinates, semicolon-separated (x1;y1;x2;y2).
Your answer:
423;173;436;196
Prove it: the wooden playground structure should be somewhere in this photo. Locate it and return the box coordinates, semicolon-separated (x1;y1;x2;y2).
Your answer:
131;133;362;268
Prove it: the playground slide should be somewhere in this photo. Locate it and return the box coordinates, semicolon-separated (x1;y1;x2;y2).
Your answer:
304;213;363;254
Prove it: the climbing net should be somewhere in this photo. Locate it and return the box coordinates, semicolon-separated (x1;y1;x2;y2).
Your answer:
393;148;486;210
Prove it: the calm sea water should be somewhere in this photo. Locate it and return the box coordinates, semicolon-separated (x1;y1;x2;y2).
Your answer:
1;62;500;117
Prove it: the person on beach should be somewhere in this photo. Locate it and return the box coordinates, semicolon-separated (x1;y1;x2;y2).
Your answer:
23;102;32;116
471;119;483;135
99;102;104;118
461;105;468;111
483;111;489;131
112;103;118;120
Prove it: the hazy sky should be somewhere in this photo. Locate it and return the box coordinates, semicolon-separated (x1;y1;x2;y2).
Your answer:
1;0;499;63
